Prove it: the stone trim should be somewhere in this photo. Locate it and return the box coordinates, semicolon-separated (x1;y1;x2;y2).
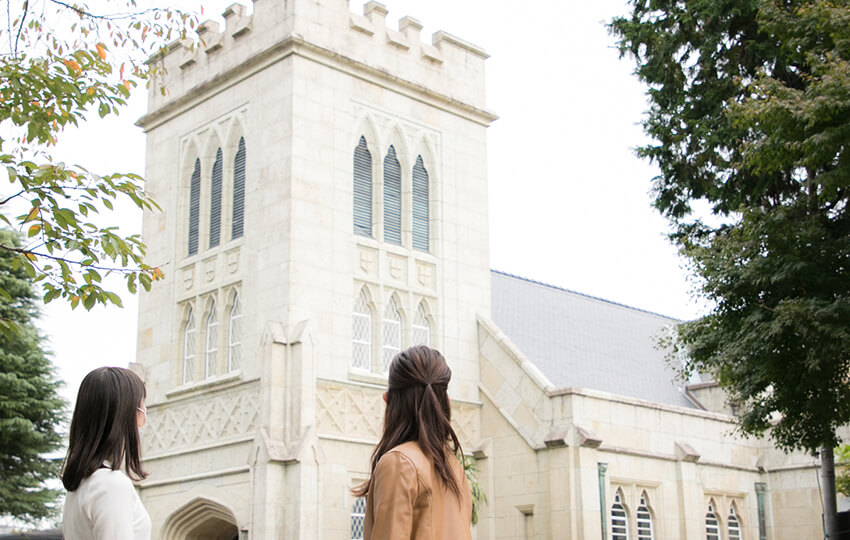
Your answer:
137;465;250;488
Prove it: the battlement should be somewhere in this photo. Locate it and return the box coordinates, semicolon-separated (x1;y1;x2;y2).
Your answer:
140;0;494;129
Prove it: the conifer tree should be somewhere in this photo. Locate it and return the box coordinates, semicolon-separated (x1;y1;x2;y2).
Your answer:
0;229;65;522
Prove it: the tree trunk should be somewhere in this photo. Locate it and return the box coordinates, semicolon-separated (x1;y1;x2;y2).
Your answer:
823;446;839;538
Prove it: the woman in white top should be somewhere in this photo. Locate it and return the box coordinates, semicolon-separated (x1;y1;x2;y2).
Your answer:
62;367;151;540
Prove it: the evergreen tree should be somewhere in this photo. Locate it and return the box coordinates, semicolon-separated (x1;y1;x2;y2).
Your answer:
0;229;65;522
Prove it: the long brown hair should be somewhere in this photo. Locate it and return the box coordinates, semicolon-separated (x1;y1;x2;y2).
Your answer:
354;345;463;498
61;367;148;491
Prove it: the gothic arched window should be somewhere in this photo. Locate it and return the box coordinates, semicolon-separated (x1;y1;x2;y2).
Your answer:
210;147;223;248
727;503;741;540
188;158;201;256
353;137;372;237
350;496;366;539
232;137;246;239
227;292;242;372
411;155;429;251
637;492;654;540
412;303;430;347
382;296;401;371
383;145;402;245
705;501;720;540
352;290;372;371
182;305;196;384
611;490;629;540
205;299;218;378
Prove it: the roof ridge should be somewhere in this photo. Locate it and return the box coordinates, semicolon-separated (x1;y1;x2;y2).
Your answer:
490;269;681;321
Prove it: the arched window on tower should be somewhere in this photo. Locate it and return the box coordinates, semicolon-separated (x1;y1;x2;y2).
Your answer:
412;303;430;347
705;500;720;540
350;496;366;539
205;299;218;378
382;296;401;371
383;145;402;245
727;503;741;540
353;136;372;237
182;305;196;384
611;489;629;540
227;291;242;372
636;491;654;540
232;137;246;240
210;148;223;248
188;158;201;256
411;155;429;252
352;291;372;371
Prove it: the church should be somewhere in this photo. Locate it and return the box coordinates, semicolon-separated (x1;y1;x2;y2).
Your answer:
132;1;831;538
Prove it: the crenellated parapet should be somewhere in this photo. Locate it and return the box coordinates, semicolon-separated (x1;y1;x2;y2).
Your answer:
140;0;495;129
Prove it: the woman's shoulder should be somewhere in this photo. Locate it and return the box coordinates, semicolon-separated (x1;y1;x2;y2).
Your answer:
84;467;135;493
378;442;433;485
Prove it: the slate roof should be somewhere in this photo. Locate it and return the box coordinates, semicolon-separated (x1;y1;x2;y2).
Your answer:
490;270;696;408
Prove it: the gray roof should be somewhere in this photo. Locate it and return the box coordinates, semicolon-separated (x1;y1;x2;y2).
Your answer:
490;270;695;408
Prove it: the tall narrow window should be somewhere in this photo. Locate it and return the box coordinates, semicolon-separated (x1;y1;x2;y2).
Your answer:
232;137;246;239
210;148;223;248
205;299;218;378
188;159;201;256
183;305;196;384
637;492;654;540
611;490;629;540
412;303;430;347
727;504;741;540
350;497;366;540
352;291;372;370
353;136;372;237
383;145;402;245
382;297;401;371
706;501;720;540
227;292;242;372
411;155;429;251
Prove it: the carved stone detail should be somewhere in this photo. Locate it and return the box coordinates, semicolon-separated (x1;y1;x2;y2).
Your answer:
387;253;407;281
357;245;377;276
226;248;240;275
182;266;194;291
144;383;260;455
416;261;435;289
203;256;216;283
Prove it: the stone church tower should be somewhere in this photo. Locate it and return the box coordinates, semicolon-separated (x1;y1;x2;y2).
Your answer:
135;0;493;537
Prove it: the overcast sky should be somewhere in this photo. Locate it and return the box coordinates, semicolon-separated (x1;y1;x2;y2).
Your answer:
40;0;709;405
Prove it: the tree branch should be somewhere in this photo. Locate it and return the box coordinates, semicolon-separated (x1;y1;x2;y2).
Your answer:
0;243;146;274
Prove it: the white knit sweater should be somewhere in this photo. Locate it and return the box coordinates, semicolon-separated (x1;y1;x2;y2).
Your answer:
63;467;151;540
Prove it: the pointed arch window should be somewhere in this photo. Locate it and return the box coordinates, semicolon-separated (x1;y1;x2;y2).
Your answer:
232;137;246;240
182;305;196;384
353;137;373;237
412;303;430;347
188;158;201;256
210;148;223;248
611;490;629;540
353;291;372;371
382;297;401;372
411;155;429;252
383;145;402;245
706;501;720;540
227;292;242;372
637;492;654;540
205;299;218;378
727;503;741;540
350;496;366;539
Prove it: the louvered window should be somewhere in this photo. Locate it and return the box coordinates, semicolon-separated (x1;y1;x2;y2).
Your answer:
210;148;223;248
183;306;196;384
728;504;741;540
205;299;218;378
382;297;401;372
352;291;371;371
353;137;372;237
637;492;654;540
233;137;246;239
706;502;720;540
350;497;366;539
383;146;402;245
612;491;629;540
188;159;201;256
412;303;430;347
228;292;242;372
412;155;429;252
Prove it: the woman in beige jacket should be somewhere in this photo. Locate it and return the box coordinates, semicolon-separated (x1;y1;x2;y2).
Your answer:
355;345;472;540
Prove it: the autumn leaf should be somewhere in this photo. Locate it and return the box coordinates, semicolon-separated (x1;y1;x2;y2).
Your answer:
63;59;81;74
96;42;107;60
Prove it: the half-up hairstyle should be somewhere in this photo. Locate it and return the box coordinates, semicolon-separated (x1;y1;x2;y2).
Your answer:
354;345;463;498
61;367;148;491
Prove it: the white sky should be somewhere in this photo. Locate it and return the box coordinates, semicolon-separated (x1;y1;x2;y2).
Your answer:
40;0;709;406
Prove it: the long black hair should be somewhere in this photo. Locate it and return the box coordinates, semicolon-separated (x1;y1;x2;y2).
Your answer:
354;345;463;498
61;367;148;491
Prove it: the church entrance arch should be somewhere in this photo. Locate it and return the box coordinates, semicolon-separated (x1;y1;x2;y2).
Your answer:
163;497;240;540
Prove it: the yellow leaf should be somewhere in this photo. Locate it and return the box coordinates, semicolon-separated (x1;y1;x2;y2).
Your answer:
123;80;130;91
96;43;107;60
24;252;37;261
25;206;38;222
27;224;40;237
64;59;81;74
119;63;125;79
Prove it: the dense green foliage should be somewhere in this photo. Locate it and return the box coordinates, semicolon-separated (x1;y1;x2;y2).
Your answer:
0;229;65;522
0;0;196;333
611;0;850;453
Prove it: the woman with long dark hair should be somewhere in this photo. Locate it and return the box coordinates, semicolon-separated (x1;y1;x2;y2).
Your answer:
61;366;151;539
355;345;472;539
